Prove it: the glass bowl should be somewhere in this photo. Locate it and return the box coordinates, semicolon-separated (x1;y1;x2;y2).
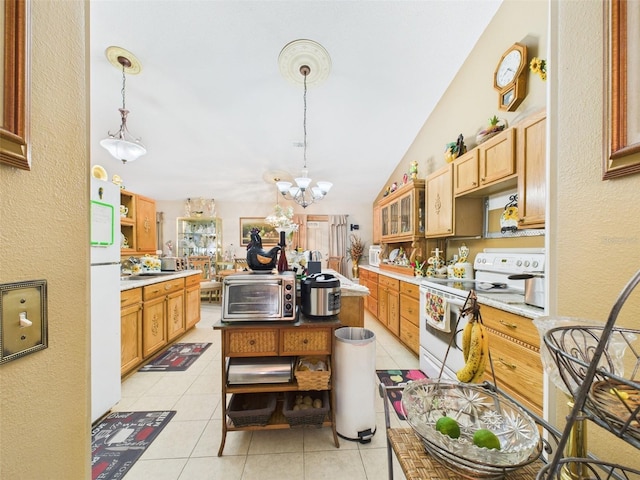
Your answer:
402;378;542;476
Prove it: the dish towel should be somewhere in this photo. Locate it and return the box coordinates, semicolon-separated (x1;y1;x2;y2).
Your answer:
423;291;451;332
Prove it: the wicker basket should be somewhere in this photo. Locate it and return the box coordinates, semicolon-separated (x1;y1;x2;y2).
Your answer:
227;392;277;427
295;356;331;390
282;390;330;427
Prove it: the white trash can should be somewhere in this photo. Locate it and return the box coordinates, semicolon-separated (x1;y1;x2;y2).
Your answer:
334;327;376;443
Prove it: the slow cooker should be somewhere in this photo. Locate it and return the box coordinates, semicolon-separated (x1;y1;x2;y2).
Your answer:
301;273;341;318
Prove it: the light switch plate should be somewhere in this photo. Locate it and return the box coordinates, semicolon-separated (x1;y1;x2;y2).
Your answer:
0;280;48;364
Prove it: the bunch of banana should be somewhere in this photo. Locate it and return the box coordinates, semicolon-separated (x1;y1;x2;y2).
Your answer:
456;319;489;383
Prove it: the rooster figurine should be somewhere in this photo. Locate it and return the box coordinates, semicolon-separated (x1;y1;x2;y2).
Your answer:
246;227;280;271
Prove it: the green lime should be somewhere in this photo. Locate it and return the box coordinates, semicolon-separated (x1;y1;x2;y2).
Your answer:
473;429;501;450
435;416;460;439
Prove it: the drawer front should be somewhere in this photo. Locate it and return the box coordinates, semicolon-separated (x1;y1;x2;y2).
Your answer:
143;278;185;300
226;329;278;356
400;281;420;298
378;275;399;290
481;305;539;348
400;294;419;326
399;319;419;354
185;273;201;287
121;288;142;307
366;297;378;316
366;279;378;299
281;328;331;355
485;330;542;412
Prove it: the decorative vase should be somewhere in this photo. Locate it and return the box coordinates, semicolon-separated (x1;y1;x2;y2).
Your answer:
352;259;360;279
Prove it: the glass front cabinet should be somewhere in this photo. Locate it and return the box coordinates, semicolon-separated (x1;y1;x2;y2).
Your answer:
176;217;223;261
379;180;425;242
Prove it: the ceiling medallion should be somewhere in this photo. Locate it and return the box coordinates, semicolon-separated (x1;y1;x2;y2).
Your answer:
278;39;331;87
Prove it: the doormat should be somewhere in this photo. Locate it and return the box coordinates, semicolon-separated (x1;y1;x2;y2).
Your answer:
376;369;428;420
139;342;211;372
91;410;175;480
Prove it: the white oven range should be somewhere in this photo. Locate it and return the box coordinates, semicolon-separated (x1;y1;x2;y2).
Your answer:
418;248;545;380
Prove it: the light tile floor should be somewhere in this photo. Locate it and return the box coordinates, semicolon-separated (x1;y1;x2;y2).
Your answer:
113;303;419;480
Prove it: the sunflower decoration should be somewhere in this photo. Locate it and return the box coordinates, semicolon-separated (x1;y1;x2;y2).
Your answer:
530;57;547;81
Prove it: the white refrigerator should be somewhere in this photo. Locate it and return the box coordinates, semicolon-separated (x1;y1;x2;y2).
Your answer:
90;177;122;423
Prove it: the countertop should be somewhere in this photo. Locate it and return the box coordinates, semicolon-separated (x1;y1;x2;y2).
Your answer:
323;269;369;297
120;270;201;291
359;264;545;319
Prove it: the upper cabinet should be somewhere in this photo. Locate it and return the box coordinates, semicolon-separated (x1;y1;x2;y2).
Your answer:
379;180;425;242
176;216;223;261
516;110;546;228
425;164;483;238
120;190;157;256
453;128;516;197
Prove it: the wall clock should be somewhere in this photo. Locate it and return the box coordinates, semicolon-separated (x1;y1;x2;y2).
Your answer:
494;43;528;112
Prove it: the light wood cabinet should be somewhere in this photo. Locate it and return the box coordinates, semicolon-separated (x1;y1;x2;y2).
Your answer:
135;194;157;253
516;110;546;228
121;272;201;374
425;164;483;238
120;189;157;256
379;180;425;242
480;304;543;416
378;275;400;336
120;288;143;375
141;277;185;358
478;128;516;187
453;128;516;197
372;204;381;245
215;319;341;456
399;281;419;354
184;273;201;330
359;269;379;317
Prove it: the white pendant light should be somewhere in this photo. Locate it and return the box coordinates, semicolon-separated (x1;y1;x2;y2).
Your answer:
100;46;147;164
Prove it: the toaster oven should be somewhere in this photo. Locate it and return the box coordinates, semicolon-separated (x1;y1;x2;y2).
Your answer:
222;271;296;322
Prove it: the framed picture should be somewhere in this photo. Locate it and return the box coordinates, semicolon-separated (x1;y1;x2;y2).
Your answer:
1;0;30;170
603;0;640;179
240;218;279;247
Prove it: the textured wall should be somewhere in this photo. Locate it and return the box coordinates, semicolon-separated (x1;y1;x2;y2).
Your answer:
0;1;91;478
551;0;640;463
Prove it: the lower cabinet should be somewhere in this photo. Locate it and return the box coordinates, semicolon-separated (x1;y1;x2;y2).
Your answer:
378;275;400;336
121;273;200;375
480;304;543;416
120;288;143;376
185;274;202;330
399;281;420;354
360;269;378;316
215;319;341;456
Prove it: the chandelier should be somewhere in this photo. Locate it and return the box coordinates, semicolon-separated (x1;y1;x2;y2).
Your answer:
276;40;332;208
100;46;147;164
265;184;299;233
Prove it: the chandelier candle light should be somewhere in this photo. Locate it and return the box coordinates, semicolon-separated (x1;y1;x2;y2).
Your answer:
276;40;333;208
100;46;147;164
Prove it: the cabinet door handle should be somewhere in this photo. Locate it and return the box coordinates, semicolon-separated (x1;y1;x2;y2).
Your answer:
472;182;477;186
499;320;518;329
165;284;172;290
303;339;308;344
498;358;517;369
249;339;256;346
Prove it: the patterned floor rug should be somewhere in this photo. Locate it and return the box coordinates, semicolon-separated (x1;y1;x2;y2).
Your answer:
376;369;428;420
91;410;175;480
139;342;211;372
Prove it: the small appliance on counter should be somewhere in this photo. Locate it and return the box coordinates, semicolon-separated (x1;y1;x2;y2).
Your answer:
368;245;381;267
222;271;296;322
301;273;341;318
161;256;187;271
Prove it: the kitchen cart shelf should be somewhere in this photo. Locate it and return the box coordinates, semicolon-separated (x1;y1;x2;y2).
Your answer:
214;318;341;456
536;269;640;479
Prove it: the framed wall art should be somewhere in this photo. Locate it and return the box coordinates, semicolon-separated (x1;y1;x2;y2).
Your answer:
1;0;30;170
603;0;640;179
239;218;279;247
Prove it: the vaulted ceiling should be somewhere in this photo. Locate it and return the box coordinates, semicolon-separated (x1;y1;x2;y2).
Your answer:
89;0;503;206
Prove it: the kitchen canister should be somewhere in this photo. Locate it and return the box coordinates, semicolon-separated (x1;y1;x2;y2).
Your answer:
452;262;474;279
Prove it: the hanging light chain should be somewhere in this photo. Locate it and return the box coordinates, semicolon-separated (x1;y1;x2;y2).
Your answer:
120;64;127;111
302;67;308;169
